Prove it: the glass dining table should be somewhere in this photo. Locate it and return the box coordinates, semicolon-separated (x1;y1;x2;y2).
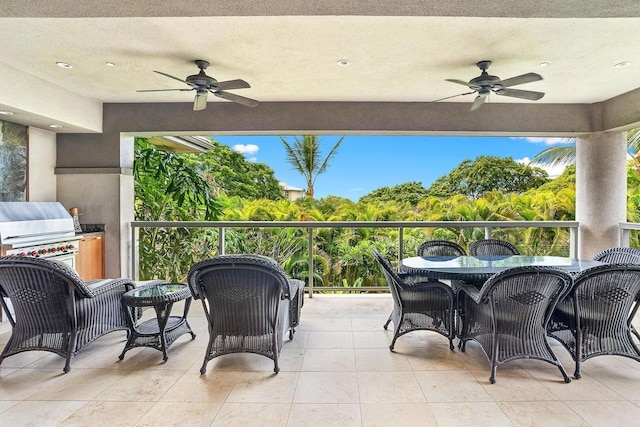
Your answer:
401;255;603;284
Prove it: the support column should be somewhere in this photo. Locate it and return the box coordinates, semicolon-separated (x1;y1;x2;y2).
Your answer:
576;131;627;258
56;133;134;278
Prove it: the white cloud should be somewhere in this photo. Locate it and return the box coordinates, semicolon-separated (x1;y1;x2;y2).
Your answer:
513;136;572;145
232;144;259;154
247;157;258;163
517;156;566;178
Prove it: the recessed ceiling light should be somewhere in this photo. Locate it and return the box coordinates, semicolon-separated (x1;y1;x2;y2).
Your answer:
48;124;63;128
56;62;72;69
337;59;350;67
614;61;630;68
539;62;550;67
105;62;115;67
0;111;15;116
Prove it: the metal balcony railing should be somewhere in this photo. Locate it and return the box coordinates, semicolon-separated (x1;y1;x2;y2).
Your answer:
131;220;580;296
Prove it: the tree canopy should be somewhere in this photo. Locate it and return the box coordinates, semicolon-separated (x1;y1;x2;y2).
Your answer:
427;156;550;199
359;181;429;206
195;140;283;200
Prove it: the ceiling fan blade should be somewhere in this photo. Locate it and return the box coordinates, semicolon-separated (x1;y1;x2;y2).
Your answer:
214;79;251;91
153;70;197;88
214;91;259;107
499;72;543;88
445;79;471;87
193;91;208;111
470;95;486;111
431;91;476;102
498;88;545;100
136;88;194;92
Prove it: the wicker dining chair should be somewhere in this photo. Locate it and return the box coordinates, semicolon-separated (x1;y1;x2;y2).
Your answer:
417;240;467;257
547;264;640;379
373;249;455;351
186;254;305;374
457;265;573;384
469;239;520;256
0;256;136;373
592;247;640;341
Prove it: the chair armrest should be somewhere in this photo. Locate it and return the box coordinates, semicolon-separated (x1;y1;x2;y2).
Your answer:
84;278;137;297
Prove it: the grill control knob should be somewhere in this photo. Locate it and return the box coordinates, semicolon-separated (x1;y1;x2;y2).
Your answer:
50;247;56;253
19;252;26;257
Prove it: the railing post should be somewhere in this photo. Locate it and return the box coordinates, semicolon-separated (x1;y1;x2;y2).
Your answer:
132;226;139;281
484;227;492;239
398;227;404;266
217;227;225;255
569;226;579;258
620;228;631;248
308;227;314;298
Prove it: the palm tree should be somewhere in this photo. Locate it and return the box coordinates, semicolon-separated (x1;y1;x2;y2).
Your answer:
279;135;344;198
531;128;640;171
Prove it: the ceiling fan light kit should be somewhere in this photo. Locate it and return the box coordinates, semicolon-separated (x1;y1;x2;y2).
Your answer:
441;60;545;111
137;60;259;111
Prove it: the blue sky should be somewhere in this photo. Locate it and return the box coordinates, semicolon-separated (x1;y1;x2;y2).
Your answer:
213;135;569;201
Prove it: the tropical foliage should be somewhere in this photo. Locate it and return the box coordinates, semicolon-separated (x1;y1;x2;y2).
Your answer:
134;135;640;291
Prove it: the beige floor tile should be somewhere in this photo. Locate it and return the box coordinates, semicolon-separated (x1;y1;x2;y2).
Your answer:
0;368;65;400
293;371;359;403
0;350;55;369
430;402;515;427
532;369;624;401
353;331;395;348
211;402;290;426
415;370;493;403
404;346;467;371
136;401;222;426
354;348;412;371
287;403;361;427
358;371;426;403
26;368;126;401
226;371;298;403
160;370;242;402
58;401;154;427
0;400;18;413
1;400;87;427
564;400;640;426
469;369;556;401
390;331;453;349
360;402;439;427
301;316;352;331
351;316;390;332
285;330;310;348
301;348;356;371
95;369;184;401
131;338;202;370
586;365;640;400
497;401;589;427
306;331;353;349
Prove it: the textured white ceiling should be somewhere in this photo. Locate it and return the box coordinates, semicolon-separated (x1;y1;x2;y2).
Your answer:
1;1;639;132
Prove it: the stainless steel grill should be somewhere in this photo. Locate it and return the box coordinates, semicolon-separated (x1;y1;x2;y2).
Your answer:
0;202;80;265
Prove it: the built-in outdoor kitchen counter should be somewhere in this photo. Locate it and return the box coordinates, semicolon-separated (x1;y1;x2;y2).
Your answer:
76;224;105;281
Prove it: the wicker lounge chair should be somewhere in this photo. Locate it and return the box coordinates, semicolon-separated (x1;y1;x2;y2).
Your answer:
547;264;640;379
469;239;520;256
187;254;304;374
457;266;573;384
373;249;455;351
0;256;136;373
417;240;466;257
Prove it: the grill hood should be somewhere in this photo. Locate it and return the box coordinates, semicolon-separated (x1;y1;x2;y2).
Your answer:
0;202;76;247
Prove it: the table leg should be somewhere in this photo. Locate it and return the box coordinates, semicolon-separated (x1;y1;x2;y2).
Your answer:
154;302;173;362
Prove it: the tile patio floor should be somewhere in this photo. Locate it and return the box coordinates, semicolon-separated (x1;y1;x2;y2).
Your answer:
0;294;639;426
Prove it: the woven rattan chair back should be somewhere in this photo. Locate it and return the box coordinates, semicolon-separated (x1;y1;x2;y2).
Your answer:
469;239;520;256
593;247;640;264
187;254;295;374
457;265;573;383
548;263;640;378
373;249;455;350
0;256;134;372
417;240;466;257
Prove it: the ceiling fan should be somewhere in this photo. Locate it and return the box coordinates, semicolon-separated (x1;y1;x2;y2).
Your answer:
137;60;259;110
437;60;545;111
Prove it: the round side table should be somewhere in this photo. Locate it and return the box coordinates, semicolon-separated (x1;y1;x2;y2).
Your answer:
119;282;196;361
